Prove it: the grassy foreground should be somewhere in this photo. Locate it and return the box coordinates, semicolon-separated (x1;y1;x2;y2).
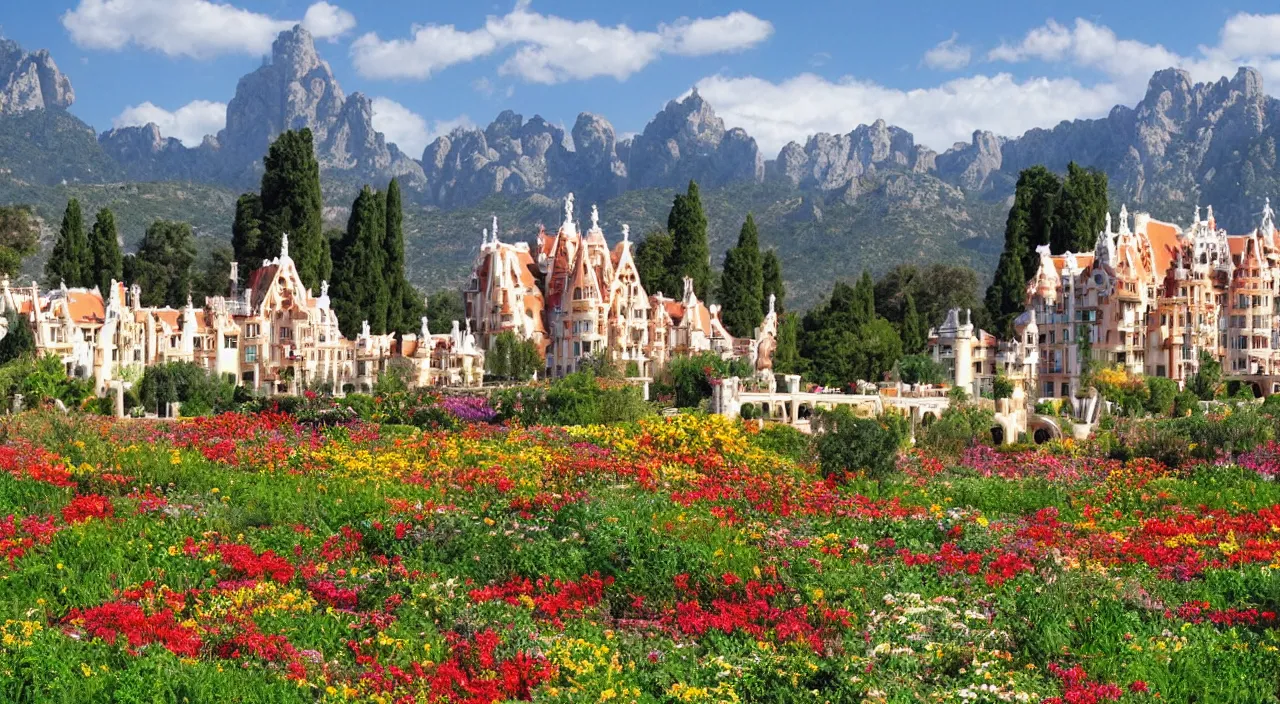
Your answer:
0;411;1277;703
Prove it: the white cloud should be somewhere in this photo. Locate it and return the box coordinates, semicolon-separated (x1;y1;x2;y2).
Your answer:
62;0;354;59
113;99;226;147
351;2;771;83
922;33;971;70
697;72;1124;156
371;97;473;156
658;11;774;56
301;2;355;42
699;11;1280;158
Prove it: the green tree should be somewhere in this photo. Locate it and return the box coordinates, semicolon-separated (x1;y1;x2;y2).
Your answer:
1051;162;1109;253
897;354;944;385
259;129;329;290
875;263;986;333
851;317;903;383
46;198;92;288
424;290;465;334
761;249;785;316
667;180;711;300
634;229;676;297
487;330;541;381
0;310;34;365
231;193;263;283
773;312;802;375
191;244;235;303
123;220;197;308
901;293;927;354
88;208;123;296
1145;376;1178;417
330;186;388;338
719;213;764;338
985;166;1062;336
0;206;39;278
382;178;417;335
1186;351;1222;401
851;271;876;329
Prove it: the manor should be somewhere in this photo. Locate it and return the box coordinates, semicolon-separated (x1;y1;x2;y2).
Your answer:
466;194;754;378
933;200;1280;401
0;236;484;397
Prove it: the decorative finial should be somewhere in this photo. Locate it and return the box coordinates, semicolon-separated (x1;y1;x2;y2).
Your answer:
622;224;630;242
492;216;499;243
280;232;289;259
1207;205;1214;223
564;192;575;224
1194;205;1201;224
320;280;329;298
1105;211;1112;233
768;293;776;316
482;228;488;246
591;204;599;231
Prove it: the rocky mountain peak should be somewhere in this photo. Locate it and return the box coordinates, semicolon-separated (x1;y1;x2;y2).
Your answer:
767;120;928;195
0;38;74;115
628;89;760;188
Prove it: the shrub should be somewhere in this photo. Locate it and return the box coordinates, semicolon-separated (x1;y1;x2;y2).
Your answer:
897;354;944;385
137;361;234;417
750;423;811;463
811;406;907;481
1144;377;1178;417
1172;390;1201;418
992;373;1014;401
918;399;995;459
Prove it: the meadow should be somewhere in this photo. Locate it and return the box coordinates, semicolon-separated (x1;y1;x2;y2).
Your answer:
0;405;1277;703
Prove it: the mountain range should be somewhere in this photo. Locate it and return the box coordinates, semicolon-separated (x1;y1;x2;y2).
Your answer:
3;26;1280;308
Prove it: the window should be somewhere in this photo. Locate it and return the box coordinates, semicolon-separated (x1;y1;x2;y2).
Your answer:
1061;383;1069;397
245;323;260;338
245;345;257;363
1156;364;1167;377
224;336;238;349
279;327;292;341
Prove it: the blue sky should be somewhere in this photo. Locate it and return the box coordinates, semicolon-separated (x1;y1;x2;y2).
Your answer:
5;1;1280;158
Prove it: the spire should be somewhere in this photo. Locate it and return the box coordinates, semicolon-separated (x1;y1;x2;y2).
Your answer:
492;216;499;243
1194;204;1201;224
280;232;289;260
1207;205;1215;228
564;192;575;225
482;228;489;248
1263;196;1275;235
622;224;630;243
591;204;599;231
1105;211;1112;234
1118;205;1130;234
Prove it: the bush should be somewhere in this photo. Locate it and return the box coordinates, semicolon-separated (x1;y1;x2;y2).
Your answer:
918;399;996;458
137;361;235;417
491;372;652;426
897;354;944;385
1172;390;1201;418
750;423;810;463
992;373;1014;401
1144;377;1178;416
654;352;751;409
811;406;907;481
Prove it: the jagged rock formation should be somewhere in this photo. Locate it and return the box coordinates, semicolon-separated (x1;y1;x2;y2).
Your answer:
767;120;935;201
0;39;73;115
944;67;1280;232
627;90;763;189
99;26;423;188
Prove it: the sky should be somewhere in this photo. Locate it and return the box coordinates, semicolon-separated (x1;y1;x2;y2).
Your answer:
5;1;1280;159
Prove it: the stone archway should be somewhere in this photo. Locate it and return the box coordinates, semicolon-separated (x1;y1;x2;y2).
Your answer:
1029;416;1063;445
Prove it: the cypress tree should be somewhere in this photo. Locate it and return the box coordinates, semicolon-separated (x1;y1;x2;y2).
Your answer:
383;178;420;335
761;249;784;316
330;187;388;338
985;165;1064;338
719;214;764;338
984;249;1026;338
667;180;711;300
852;271;876;329
88;208;123;296
260;129;329;291
231;193;263;280
634;230;676;297
46;198;91;288
901;293;926;354
0;309;34;365
1051;162;1109;253
125;220;196;308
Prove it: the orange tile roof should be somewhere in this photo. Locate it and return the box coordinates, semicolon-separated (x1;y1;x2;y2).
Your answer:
246;264;279;310
1145;220;1181;280
1228;236;1248;256
154;310;180;329
66;291;105;324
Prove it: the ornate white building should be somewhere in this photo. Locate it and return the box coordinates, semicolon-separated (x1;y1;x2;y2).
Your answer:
0;236;483;397
466;194;740;378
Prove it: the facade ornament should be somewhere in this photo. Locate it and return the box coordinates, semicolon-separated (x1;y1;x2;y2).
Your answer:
591;204;599;231
564;192;574;224
768;292;776;316
361;320;370;338
1105;211;1112;234
492;216;499;243
622;224;630;242
280;232;289;259
421;316;430;341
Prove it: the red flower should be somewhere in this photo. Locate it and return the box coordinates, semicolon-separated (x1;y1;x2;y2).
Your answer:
62;494;114;524
1130;680;1150;693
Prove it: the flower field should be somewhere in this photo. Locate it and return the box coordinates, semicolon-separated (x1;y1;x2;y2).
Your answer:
0;410;1278;702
